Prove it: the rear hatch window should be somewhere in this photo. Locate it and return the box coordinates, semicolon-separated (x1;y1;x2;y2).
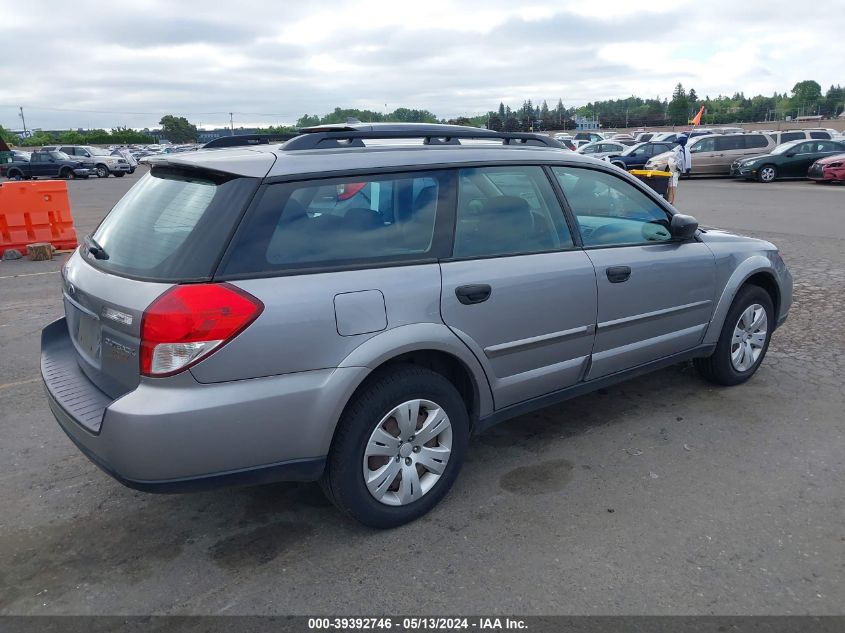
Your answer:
87;167;257;281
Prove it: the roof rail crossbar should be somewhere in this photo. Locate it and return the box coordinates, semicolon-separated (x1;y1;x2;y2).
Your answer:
282;129;562;151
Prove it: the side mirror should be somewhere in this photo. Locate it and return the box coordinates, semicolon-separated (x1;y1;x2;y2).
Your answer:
670;214;698;240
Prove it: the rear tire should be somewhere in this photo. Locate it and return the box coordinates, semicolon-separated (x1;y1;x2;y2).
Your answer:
694;285;774;386
322;365;469;528
757;165;777;183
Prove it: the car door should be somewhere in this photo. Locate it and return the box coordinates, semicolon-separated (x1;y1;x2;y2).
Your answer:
440;165;597;409
790;141;845;176
715;135;746;173
31;152;51;177
781;141;819;177
552;166;716;380
688;137;718;173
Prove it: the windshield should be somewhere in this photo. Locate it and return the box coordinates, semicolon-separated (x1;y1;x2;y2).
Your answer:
50;151;71;160
621;143;647;156
771;141;802;155
88;169;257;281
88;147;111;156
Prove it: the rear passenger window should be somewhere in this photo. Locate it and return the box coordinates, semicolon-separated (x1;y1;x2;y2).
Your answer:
223;171;452;274
716;136;744;151
809;132;830;139
745;135;768;149
781;132;804;142
452;166;573;258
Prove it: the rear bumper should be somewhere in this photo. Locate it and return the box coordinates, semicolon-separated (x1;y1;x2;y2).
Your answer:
41;318;364;491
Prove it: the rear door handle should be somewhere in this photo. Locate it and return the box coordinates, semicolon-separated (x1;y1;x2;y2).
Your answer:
455;284;492;305
606;266;631;283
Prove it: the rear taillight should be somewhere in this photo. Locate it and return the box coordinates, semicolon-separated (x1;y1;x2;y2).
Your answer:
140;283;263;377
337;182;367;200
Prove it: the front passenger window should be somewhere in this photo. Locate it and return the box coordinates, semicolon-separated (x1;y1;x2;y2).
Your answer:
552;167;672;247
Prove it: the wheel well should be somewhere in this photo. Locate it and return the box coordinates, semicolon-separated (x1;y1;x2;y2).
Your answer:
353;350;480;424
744;272;780;318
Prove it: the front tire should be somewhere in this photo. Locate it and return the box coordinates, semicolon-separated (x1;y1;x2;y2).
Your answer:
61;168;75;180
114;172;125;177
322;365;469;528
694;285;774;386
757;165;777;183
95;165;109;178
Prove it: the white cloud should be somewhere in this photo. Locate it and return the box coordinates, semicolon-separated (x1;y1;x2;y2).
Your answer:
0;0;842;130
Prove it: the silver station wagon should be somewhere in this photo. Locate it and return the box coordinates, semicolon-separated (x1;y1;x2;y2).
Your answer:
42;124;792;527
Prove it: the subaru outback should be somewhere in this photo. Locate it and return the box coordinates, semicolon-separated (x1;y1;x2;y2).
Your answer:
41;124;792;528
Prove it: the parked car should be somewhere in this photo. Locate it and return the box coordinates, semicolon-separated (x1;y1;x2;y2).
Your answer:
807;153;845;183
647;133;775;175
807;154;845;182
111;148;138;174
766;129;832;146
2;150;91;180
634;132;658;142
577;140;631;158
42;123;792;528
55;145;131;178
11;149;31;162
603;141;679;170
573;131;605;143
731;139;845;182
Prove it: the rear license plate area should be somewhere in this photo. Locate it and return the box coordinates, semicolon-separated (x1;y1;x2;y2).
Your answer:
66;298;101;363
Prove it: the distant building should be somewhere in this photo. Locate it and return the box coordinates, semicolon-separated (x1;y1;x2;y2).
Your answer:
573;116;599;130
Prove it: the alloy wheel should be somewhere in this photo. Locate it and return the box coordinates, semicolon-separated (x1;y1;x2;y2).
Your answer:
759;166;776;182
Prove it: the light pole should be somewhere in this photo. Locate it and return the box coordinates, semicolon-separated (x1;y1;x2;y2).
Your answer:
19;106;28;136
229;112;234;135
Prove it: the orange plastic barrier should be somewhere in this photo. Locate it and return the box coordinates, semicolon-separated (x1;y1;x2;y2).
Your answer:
0;180;78;253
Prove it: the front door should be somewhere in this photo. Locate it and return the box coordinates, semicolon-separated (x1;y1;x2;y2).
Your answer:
783;141;843;177
552;166;716;380
440;165;597;409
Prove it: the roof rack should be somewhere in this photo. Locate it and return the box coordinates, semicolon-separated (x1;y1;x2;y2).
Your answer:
203;133;298;149
283;125;563;151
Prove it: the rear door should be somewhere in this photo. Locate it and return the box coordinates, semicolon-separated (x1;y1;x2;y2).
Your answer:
552;166;715;379
439;165;597;409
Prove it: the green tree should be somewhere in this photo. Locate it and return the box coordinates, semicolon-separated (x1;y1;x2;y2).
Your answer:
487;114;503;131
59;130;86;144
497;102;505;118
791;80;822;111
667;83;689;124
158;115;198;143
0;125;20;145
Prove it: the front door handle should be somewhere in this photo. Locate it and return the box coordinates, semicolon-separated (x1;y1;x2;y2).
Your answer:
455;284;492;305
606;266;631;283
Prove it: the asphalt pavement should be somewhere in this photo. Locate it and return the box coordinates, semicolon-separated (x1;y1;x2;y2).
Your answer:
0;169;842;615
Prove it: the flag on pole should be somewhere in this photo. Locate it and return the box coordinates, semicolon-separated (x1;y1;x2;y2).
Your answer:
690;106;705;127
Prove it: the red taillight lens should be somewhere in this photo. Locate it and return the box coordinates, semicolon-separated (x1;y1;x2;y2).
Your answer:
337;182;367;200
140;283;263;377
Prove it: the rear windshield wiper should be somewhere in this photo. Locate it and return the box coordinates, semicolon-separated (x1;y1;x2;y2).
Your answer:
85;235;109;260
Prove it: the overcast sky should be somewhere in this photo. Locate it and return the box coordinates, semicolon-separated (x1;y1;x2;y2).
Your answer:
1;0;842;131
